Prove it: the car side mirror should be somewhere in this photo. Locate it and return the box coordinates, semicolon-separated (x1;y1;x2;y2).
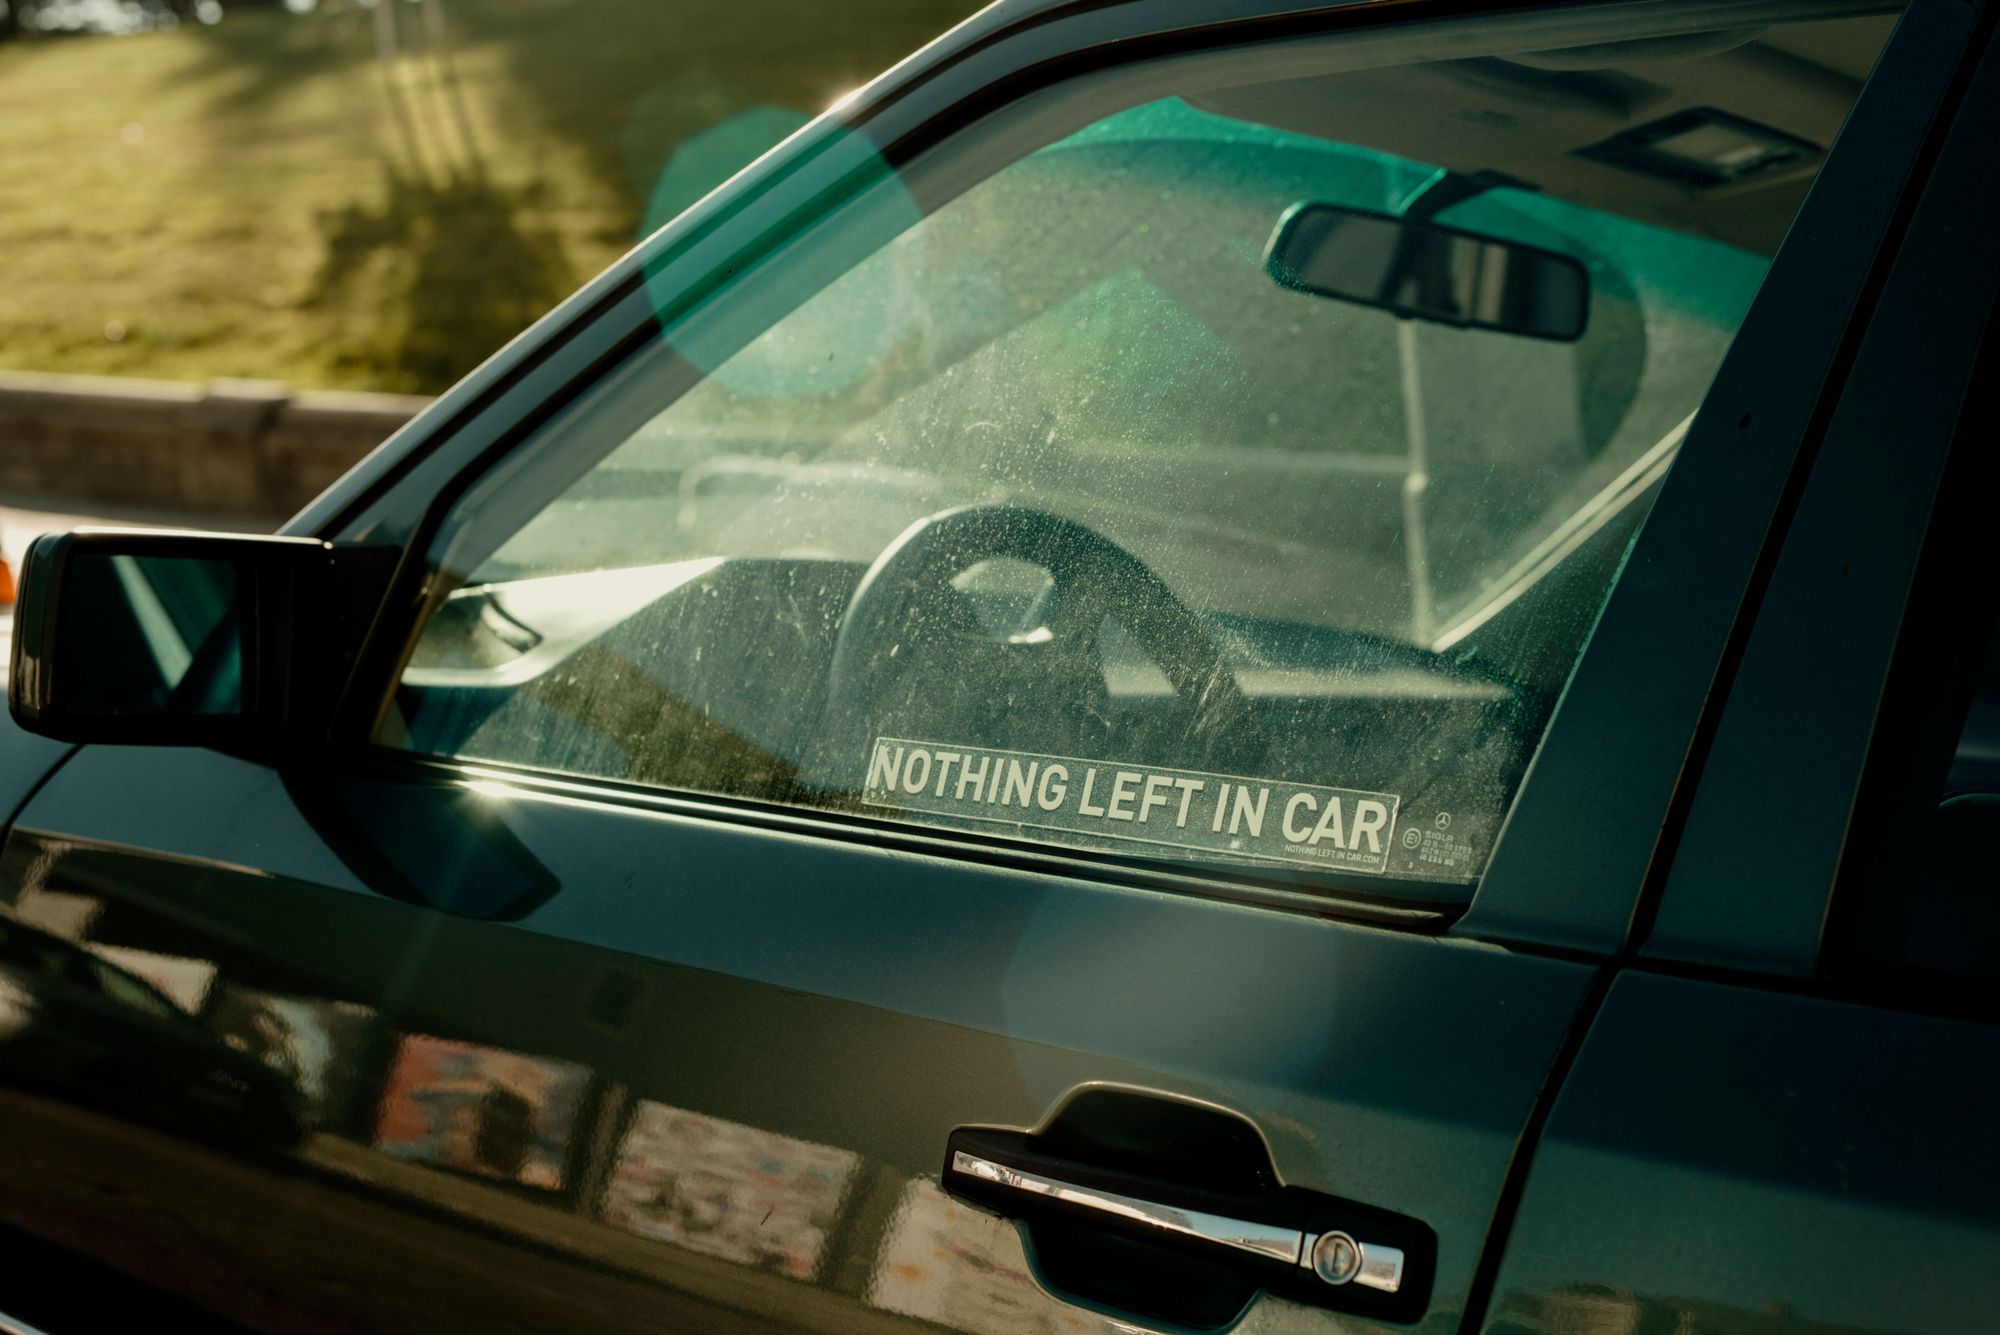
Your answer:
1265;202;1589;342
8;529;397;752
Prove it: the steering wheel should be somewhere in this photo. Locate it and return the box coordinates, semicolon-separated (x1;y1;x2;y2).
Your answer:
815;504;1266;785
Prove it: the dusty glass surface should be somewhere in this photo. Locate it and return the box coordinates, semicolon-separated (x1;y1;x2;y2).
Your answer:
386;16;1892;891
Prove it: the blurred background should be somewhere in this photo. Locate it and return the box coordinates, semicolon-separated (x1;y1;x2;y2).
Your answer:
0;0;982;571
0;0;975;394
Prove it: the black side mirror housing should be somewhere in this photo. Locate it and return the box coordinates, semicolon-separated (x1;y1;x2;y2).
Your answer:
9;528;397;753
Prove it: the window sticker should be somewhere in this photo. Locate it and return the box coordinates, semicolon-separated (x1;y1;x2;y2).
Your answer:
863;737;1401;875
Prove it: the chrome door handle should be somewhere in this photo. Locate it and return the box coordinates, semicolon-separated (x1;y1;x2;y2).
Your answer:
951;1149;1300;1263
949;1147;1406;1294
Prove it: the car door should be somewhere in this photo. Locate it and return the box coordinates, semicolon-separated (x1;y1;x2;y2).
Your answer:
0;2;1961;1333
1479;10;2000;1330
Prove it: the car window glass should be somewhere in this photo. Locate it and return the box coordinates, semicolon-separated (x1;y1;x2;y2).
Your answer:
382;14;1893;899
1926;623;2000;984
1822;290;2000;1001
1945;622;2000;797
1833;601;2000;995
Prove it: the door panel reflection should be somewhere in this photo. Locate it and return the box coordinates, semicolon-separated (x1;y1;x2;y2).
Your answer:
0;905;308;1152
875;1179;1112;1334
603;1100;859;1277
375;1035;589;1190
0;825;1407;1335
210;984;375;1128
0;717;1611;1335
0;830;1132;1333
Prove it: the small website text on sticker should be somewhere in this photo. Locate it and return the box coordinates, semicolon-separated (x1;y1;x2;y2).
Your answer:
862;738;1401;874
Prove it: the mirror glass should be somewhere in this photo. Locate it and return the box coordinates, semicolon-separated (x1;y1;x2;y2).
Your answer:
1266;203;1589;341
56;553;245;717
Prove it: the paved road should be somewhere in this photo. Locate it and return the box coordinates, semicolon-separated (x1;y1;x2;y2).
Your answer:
0;500;276;687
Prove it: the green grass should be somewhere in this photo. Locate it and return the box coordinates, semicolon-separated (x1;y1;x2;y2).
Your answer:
0;0;975;392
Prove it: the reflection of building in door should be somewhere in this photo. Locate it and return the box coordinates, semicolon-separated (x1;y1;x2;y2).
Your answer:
373;1035;588;1190
209;984;375;1121
872;1178;1121;1334
601;1099;858;1279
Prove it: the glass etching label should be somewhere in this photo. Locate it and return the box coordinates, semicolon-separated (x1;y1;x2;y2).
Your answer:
863;737;1401;874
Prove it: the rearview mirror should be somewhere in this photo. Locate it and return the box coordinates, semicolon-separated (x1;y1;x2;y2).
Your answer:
1265;202;1589;342
9;529;396;751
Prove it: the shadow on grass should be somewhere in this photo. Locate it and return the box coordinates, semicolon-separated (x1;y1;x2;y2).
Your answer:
304;168;571;392
149;0;978;390
174;0;975;220
463;0;973;226
180;3;377;118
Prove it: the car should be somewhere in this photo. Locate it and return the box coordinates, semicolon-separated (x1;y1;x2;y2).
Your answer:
0;914;307;1153
2;0;1997;1331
